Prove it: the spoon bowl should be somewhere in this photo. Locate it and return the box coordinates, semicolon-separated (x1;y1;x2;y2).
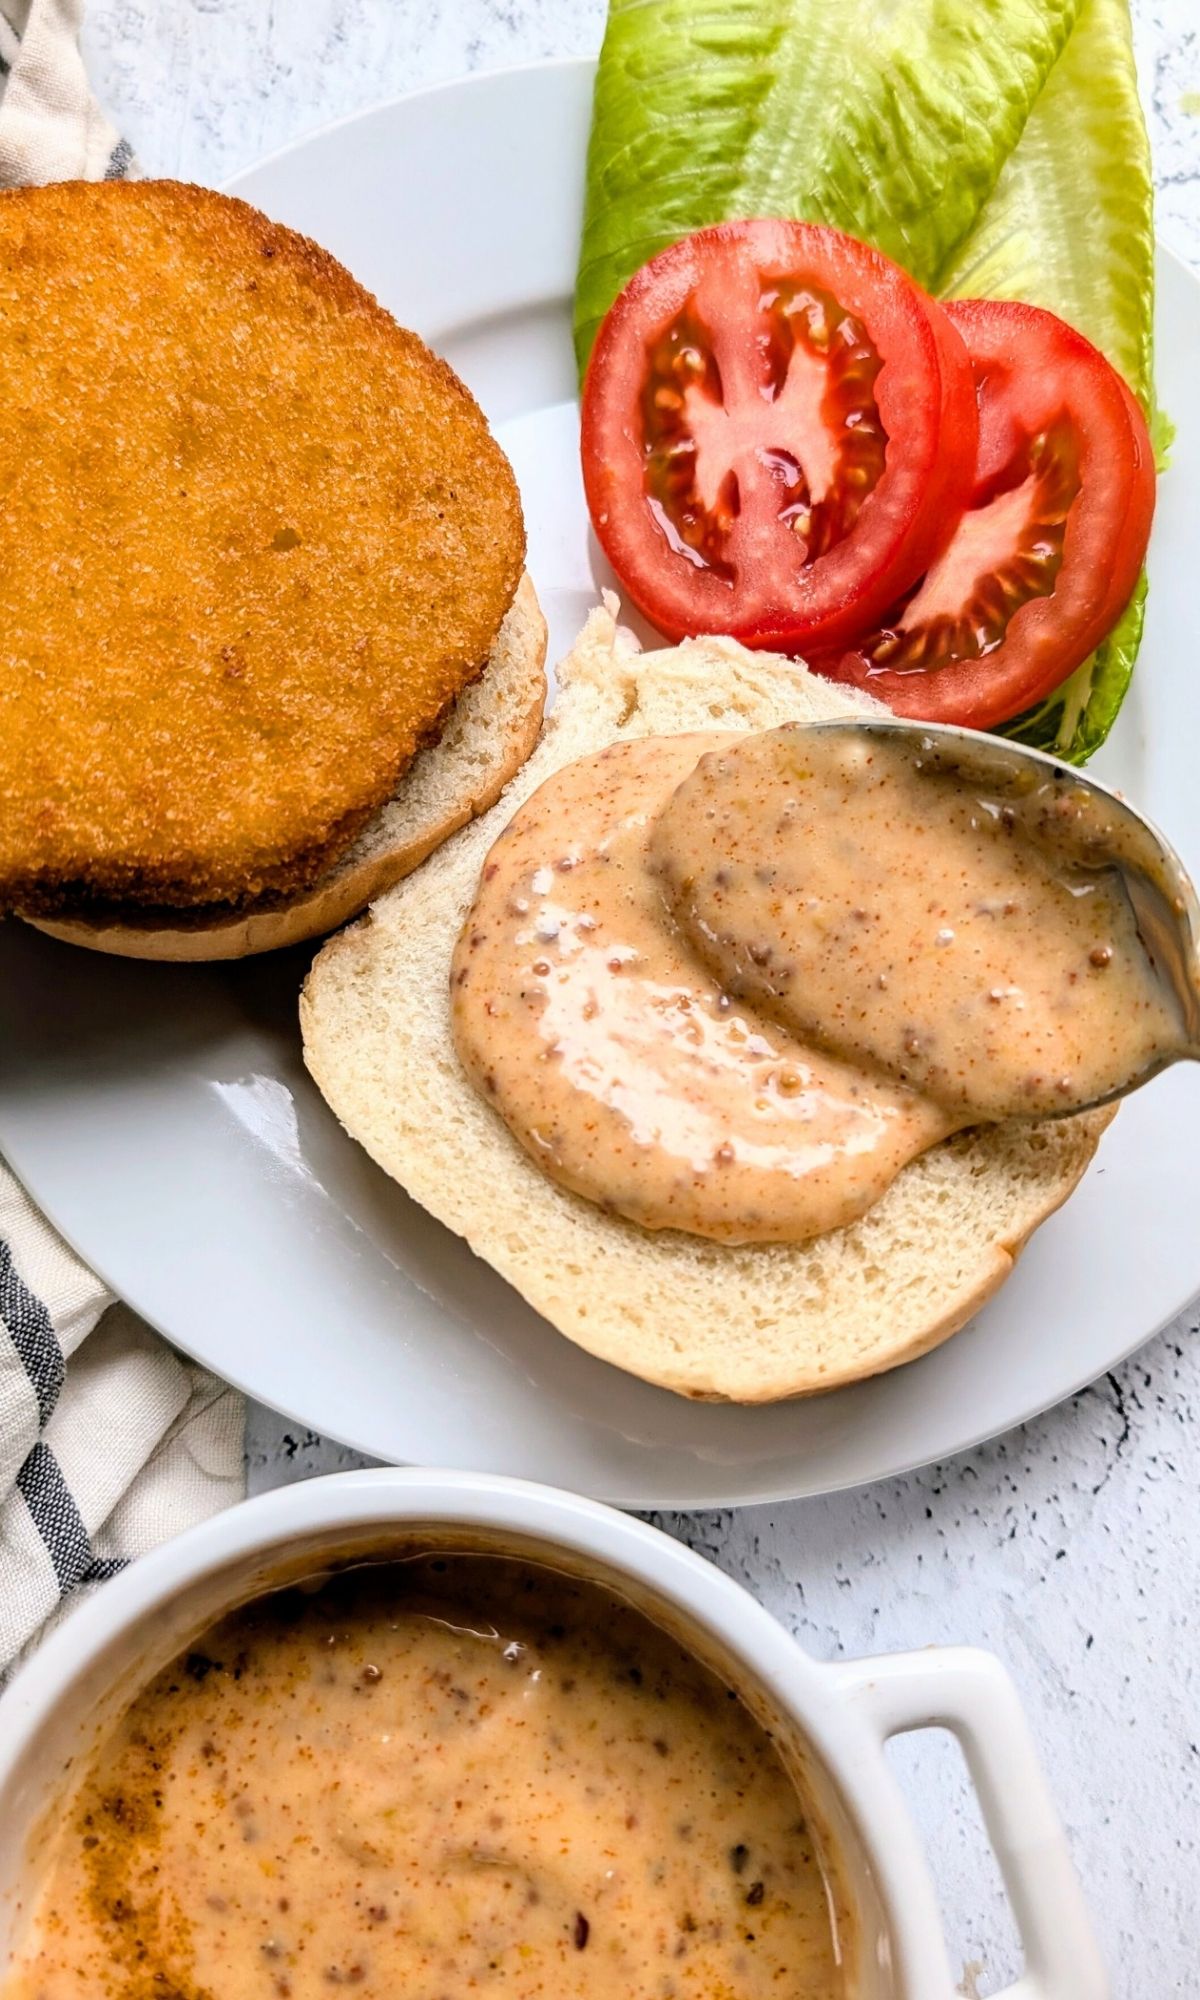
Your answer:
796;714;1200;1114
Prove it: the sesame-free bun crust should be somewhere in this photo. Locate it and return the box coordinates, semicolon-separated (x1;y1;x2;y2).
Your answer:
31;575;547;960
301;602;1114;1404
0;179;524;916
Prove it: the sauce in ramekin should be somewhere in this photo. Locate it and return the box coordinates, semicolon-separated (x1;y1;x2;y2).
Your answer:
4;1555;852;1999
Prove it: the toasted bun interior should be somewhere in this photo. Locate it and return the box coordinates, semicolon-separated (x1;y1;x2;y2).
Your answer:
301;601;1114;1403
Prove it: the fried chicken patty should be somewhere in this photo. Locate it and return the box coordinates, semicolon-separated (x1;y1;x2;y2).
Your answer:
0;180;524;914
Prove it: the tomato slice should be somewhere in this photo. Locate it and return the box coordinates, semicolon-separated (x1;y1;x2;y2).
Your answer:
581;220;978;650
816;299;1157;728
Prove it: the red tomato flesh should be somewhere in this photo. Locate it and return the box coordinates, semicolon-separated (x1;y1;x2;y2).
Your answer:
581;221;979;650
817;300;1157;728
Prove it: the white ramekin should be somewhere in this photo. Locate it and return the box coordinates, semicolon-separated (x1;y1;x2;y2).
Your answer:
0;1468;1107;1999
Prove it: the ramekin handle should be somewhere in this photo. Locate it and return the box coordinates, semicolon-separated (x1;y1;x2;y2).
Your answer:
825;1647;1109;2000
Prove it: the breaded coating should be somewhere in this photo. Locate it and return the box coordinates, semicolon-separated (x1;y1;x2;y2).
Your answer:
0;180;524;913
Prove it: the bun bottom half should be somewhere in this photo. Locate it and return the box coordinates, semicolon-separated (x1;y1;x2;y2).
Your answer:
301;600;1113;1403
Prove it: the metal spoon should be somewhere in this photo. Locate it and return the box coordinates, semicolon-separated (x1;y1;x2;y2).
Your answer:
797;714;1200;1113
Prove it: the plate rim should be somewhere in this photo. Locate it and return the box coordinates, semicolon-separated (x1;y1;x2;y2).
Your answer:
218;52;593;198
1;56;1195;1509
221;70;1200;1494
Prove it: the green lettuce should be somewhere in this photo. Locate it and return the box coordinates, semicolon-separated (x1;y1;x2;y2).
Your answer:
574;0;1157;759
939;0;1154;413
940;0;1156;758
575;0;1079;370
1004;571;1146;763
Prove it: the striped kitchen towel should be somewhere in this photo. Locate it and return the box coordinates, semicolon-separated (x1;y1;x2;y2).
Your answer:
0;0;131;181
0;0;245;1679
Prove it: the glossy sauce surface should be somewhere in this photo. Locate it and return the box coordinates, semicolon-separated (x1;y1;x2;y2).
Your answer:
452;734;951;1243
653;726;1182;1120
4;1557;852;2000
453;723;1179;1243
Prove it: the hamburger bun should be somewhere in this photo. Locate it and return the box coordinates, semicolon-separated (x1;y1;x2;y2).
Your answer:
301;600;1114;1403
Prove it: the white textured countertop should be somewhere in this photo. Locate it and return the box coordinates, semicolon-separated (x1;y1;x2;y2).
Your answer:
83;4;1199;1991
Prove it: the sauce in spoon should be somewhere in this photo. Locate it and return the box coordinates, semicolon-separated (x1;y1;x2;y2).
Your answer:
652;723;1183;1121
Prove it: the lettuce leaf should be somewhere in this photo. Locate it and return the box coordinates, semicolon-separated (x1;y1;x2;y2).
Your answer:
1003;571;1147;763
575;0;1079;370
938;0;1154;412
937;0;1155;757
574;0;1156;759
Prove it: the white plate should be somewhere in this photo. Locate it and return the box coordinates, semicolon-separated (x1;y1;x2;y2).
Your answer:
1;60;1198;1509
